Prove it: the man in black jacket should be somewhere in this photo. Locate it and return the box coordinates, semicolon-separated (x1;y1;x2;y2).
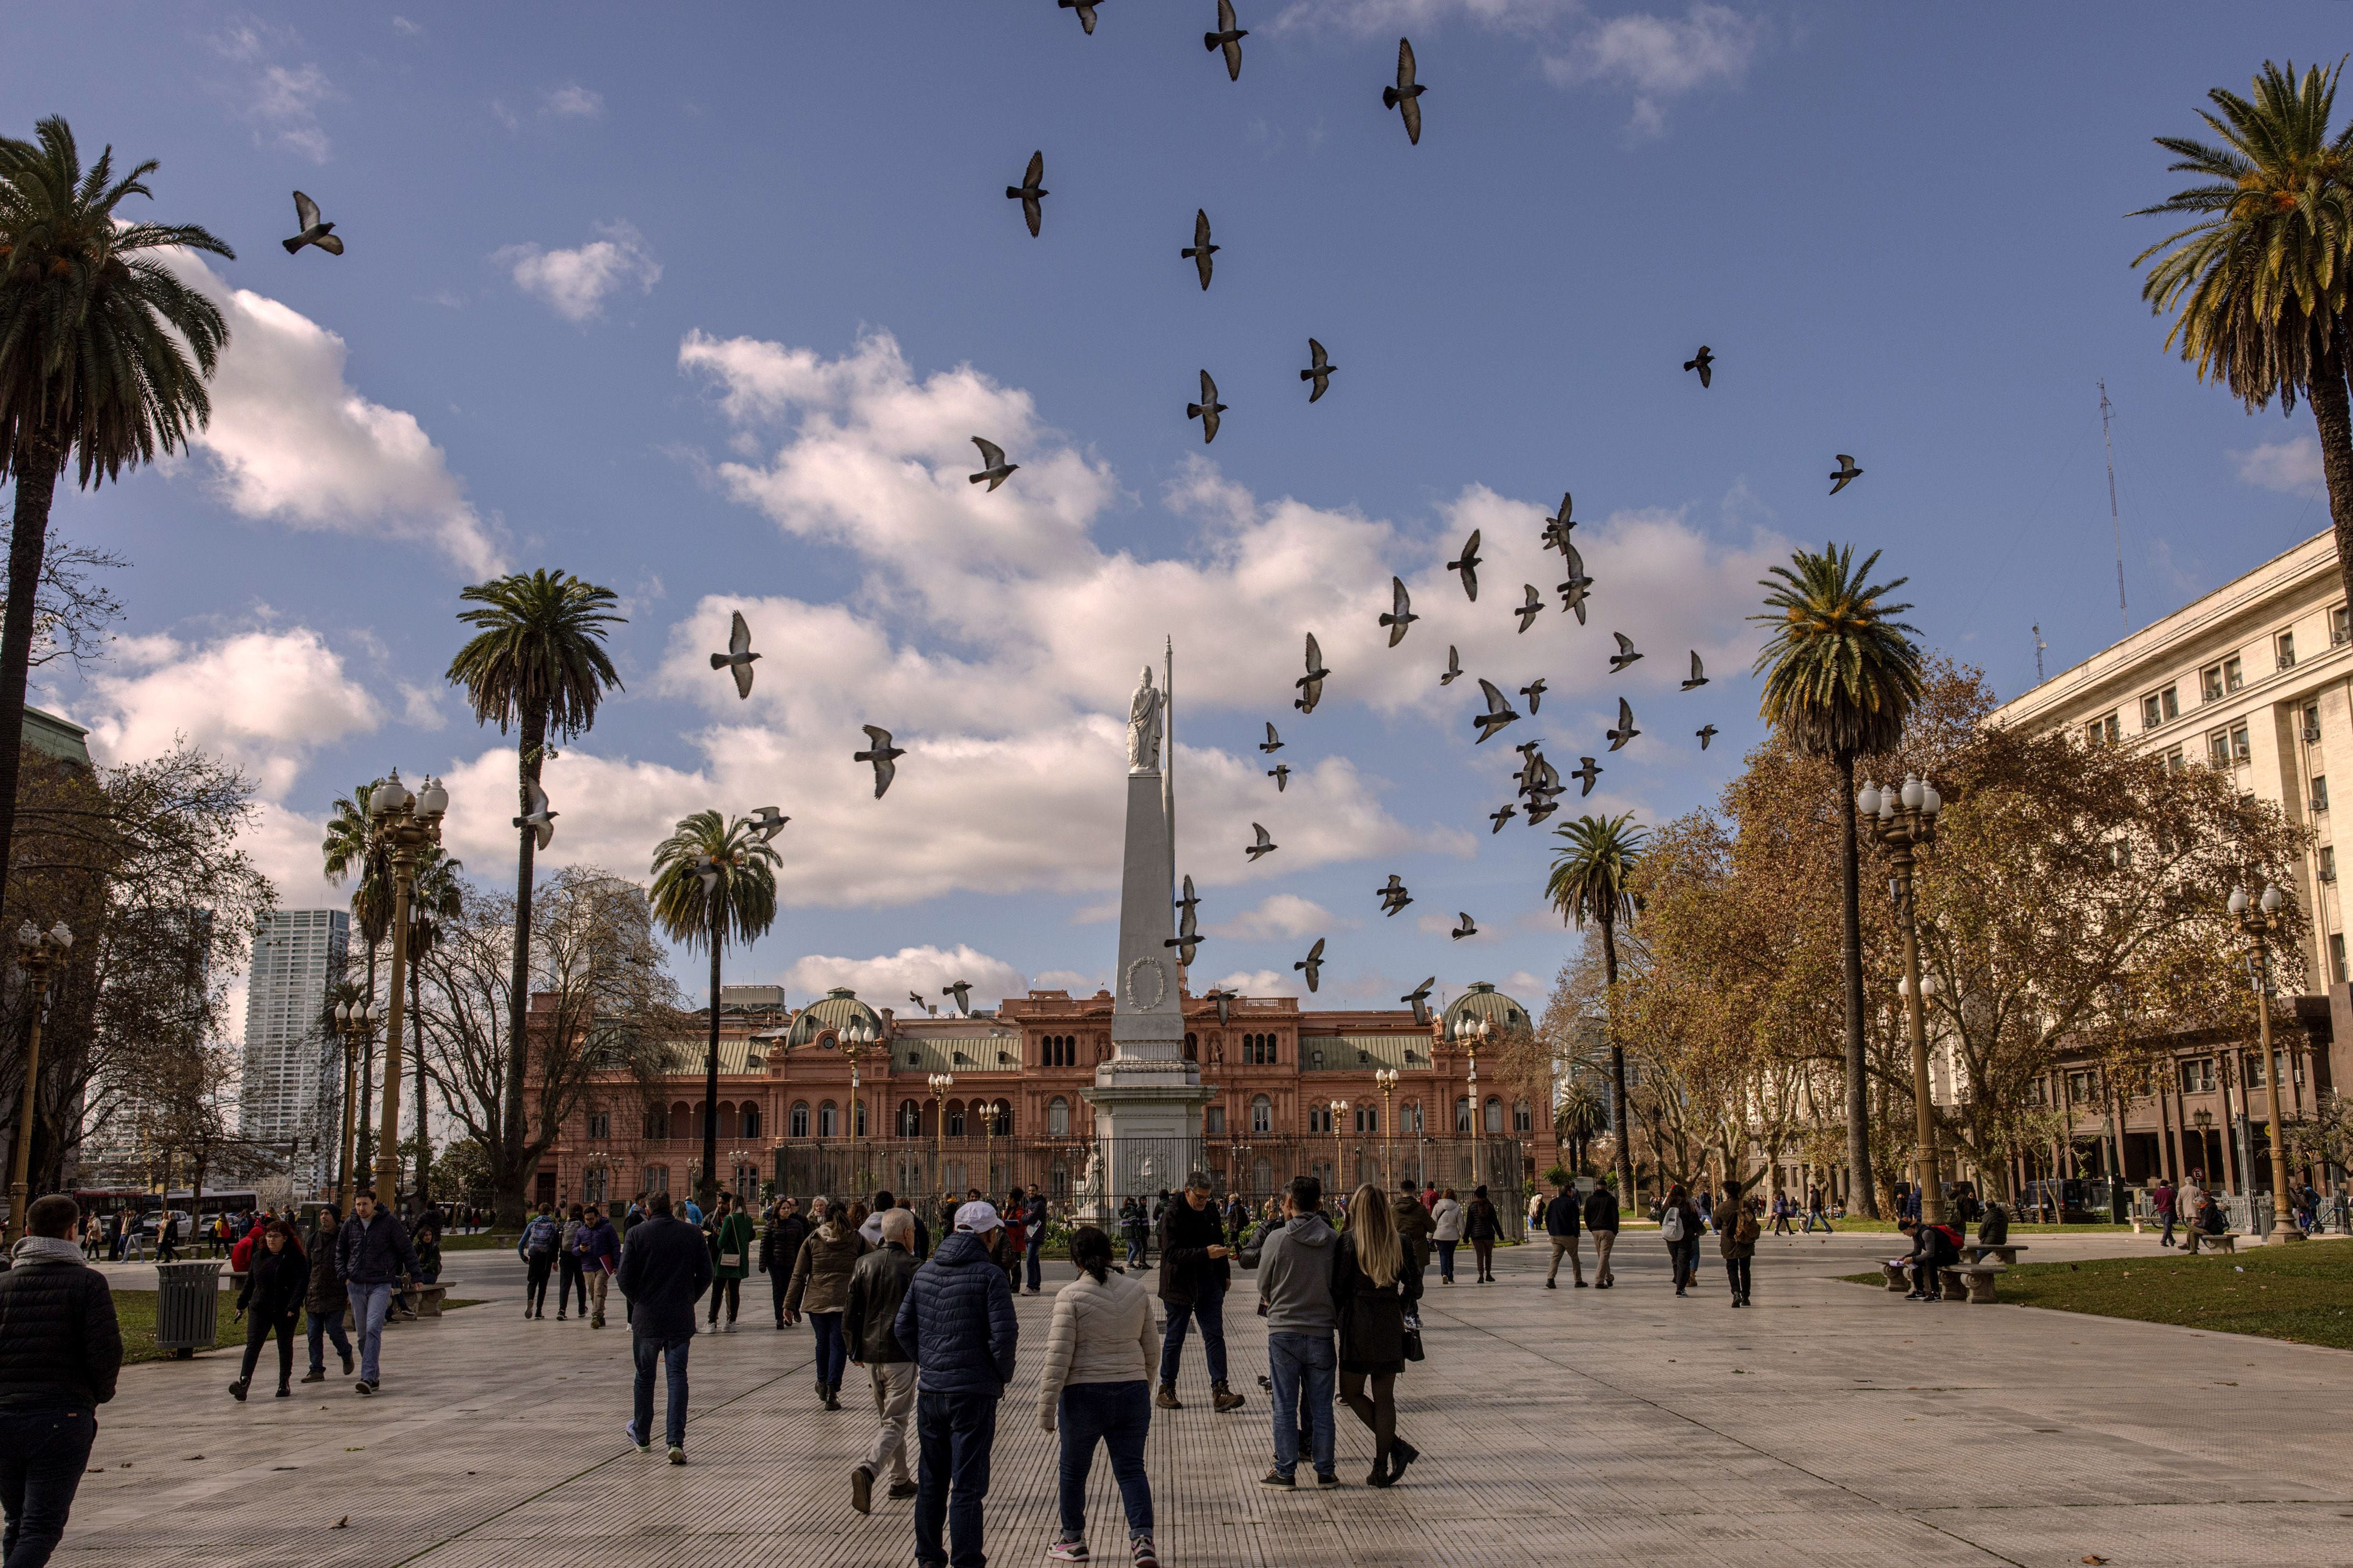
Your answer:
760;1197;810;1330
336;1191;417;1395
1156;1172;1242;1413
0;1194;122;1568
1543;1176;1587;1289
1582;1183;1620;1289
616;1192;712;1463
844;1208;920;1514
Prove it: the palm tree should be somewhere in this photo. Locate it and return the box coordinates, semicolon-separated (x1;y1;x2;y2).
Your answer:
322;779;391;1176
1751;543;1923;1221
2135;61;2353;610
649;810;779;1209
446;570;623;1224
1547;812;1649;1205
0;118;231;932
403;846;462;1212
1556;1079;1610;1176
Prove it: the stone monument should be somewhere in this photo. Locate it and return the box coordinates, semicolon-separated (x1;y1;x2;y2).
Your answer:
1082;656;1212;1220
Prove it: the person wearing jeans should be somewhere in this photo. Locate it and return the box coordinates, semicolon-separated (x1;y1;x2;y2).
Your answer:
302;1207;353;1382
1038;1225;1158;1564
896;1202;1020;1568
1429;1189;1462;1285
1238;1176;1341;1487
335;1192;417;1394
1541;1178;1585;1289
1022;1192;1048;1296
615;1192;713;1462
786;1201;867;1410
1154;1173;1241;1413
0;1195;122;1568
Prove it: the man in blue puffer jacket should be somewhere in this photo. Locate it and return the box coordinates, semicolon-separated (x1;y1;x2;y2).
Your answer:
894;1201;1018;1568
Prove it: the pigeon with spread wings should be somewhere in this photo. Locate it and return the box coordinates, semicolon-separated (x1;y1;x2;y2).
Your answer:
1294;937;1325;993
1607;698;1640;752
284;191;343;256
1267;763;1289;791
1570;756;1602;796
1683;345;1713;387
1380;576;1418;646
1451;912;1477;941
1440;644;1462;686
943;980;974;1016
1401;977;1436;1028
1471;678;1520;743
711;611;760;699
968;437;1018;492
1516;584;1544;633
1245;822;1278;861
1697;724;1719;750
1540;493;1575;557
1488;802;1516;833
1205;0;1248;81
1294;634;1329;714
1007;151;1049;237
1383;36;1426;144
514;778;557;850
1260;722;1283;754
1682;651;1708;690
1447;530;1481;602
1300;338;1336;402
1519;678;1547;714
855;725;905;798
1375;874;1412;917
1182;209;1219;290
746;806;789;844
1829;454;1863;495
1187;369;1227;444
1609;632;1642;673
1164;874;1205;966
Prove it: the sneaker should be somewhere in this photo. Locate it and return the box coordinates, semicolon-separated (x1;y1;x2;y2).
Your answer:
1314;1471;1341;1488
556;1312;567;1321
276;1385;292;1398
228;1379;249;1402
667;1446;687;1465
1047;1537;1091;1562
1130;1536;1159;1568
852;1464;874;1515
354;1380;375;1395
1259;1468;1297;1491
888;1481;920;1500
625;1421;651;1454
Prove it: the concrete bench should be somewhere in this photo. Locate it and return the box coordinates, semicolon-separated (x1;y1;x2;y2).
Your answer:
1879;1260;1910;1291
2181;1231;2237;1255
1960;1244;2024;1265
1938;1264;2004;1304
393;1283;449;1320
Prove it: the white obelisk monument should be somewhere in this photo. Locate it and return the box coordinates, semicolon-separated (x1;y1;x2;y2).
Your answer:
1081;654;1211;1220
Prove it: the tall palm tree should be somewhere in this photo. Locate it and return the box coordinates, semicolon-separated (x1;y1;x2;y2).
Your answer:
2135;61;2353;609
1556;1079;1610;1176
649;810;779;1209
1547;812;1649;1204
322;780;391;1176
1751;544;1922;1221
0;118;230;933
446;570;623;1223
403;846;462;1211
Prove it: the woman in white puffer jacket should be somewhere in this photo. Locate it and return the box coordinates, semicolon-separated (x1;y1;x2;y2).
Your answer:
1429;1188;1464;1284
1038;1225;1159;1566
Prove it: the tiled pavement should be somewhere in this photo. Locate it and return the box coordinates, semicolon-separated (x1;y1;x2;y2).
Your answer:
55;1229;2353;1566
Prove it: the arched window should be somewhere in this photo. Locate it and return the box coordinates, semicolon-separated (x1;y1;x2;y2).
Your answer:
1309;1105;1330;1134
1048;1096;1070;1138
819;1101;839;1138
1353;1105;1377;1134
1251;1095;1273;1135
1484;1096;1504;1134
898;1099;922;1136
854;1099;868;1136
642;1104;668;1140
741;1104;761;1139
789;1101;810;1139
1513;1101;1532;1134
1405;1100;1424;1134
948;1103;967;1138
1454;1096;1471;1133
670;1101;691;1140
716;1102;737;1140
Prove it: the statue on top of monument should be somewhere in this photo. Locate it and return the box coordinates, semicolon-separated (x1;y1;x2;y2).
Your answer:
1127;664;1163;773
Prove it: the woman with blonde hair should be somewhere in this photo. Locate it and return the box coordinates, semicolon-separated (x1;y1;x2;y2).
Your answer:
1331;1183;1424;1487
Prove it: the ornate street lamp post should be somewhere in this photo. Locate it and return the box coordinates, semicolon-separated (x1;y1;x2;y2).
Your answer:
366;770;448;1206
331;998;380;1214
1374;1068;1399;1185
4;922;73;1249
846;1020;878;1201
2228;884;2302;1243
929;1071;954;1210
1860;774;1944;1224
1328;1099;1349;1195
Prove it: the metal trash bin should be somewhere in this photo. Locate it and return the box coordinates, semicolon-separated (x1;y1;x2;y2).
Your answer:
153;1260;224;1359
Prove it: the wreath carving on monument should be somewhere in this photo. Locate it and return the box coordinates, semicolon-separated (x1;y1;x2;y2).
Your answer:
1123;956;1167;1012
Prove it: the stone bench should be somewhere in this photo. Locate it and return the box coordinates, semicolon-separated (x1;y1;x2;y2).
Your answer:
2181;1231;2238;1255
393;1283;449;1320
1960;1244;2024;1265
1938;1264;2004;1303
1879;1260;1910;1291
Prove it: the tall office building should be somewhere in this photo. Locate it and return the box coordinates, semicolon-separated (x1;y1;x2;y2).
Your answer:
239;910;350;1187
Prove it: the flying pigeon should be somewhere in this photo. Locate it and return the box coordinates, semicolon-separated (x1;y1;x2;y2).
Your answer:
1380;576;1418;646
1187;369;1226;444
1260;721;1283;754
1060;0;1102;34
711;610;760;699
1205;986;1237;1027
1525;799;1559;826
1682;651;1708;690
1007;151;1049;237
1175;874;1200;924
1164;875;1205;965
968;437;1018;492
283;191;343;256
1472;678;1520;743
1558;546;1592;625
513;778;557;850
1697;724;1718;750
1536;755;1564;800
1516;584;1544;634
1519;678;1547;714
1300;338;1336;402
908;990;938;1017
1294;937;1325;993
1383;36;1425;145
1570;756;1601;796
855;725;905;798
1609;632;1642;673
1489;802;1516;833
1447;530;1482;602
1375;874;1412;916
1182;209;1219;290
1451;912;1477;940
1294;633;1328;714
1607;697;1640;752
943;980;974;1016
1268;763;1290;791
1205;0;1248;80
1401;976;1435;1028
1440;644;1462;686
1540;493;1575;556
1246;822;1278;861
1829;454;1863;495
1683;345;1713;387
745;805;789;844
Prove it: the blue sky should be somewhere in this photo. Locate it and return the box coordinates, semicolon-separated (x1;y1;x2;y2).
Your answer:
6;2;2345;1023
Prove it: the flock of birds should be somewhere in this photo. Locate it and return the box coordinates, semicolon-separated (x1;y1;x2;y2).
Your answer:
273;6;1873;1017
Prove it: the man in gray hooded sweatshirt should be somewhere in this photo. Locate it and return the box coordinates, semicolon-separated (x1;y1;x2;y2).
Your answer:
1238;1175;1338;1488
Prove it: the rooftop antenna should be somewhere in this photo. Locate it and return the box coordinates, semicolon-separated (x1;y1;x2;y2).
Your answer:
2100;380;2127;635
2032;623;2047;684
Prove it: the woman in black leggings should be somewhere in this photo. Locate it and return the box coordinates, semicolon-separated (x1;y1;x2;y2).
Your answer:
1333;1183;1425;1487
230;1221;307;1401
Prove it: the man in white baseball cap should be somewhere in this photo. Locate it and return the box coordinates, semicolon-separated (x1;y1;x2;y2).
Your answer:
894;1198;1019;1568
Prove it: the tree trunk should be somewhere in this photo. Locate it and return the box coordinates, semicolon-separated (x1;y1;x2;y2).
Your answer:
0;442;60;941
356;940;378;1181
702;926;721;1210
2308;319;2353;619
494;709;545;1231
1837;752;1879;1218
1602;915;1636;1206
411;951;431;1211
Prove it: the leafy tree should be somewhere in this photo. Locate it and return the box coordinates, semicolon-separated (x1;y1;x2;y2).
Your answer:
445;570;624;1223
1750;544;1923;1218
1545;812;1648;1203
0;117;230;938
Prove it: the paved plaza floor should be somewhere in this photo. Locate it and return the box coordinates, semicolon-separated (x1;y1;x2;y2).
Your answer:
54;1228;2353;1567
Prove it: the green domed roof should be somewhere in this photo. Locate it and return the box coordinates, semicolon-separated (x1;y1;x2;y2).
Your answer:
1439;980;1531;1039
785;987;885;1048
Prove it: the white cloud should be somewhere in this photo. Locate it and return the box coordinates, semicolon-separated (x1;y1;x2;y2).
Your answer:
1542;4;1763;135
498;221;661;322
163;254;505;574
1210;893;1352;940
2232;434;2326;499
391;16;425;38
779;946;1027;1014
1215;968;1301;997
543;84;604;119
1500;969;1547;999
213;22;336;161
1274;0;1575;32
1032;969;1106;994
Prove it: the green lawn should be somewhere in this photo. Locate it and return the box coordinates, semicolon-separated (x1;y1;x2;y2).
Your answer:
1803;1218;2139;1234
1845;1242;2353;1349
440;1231;519;1252
110;1290;484;1366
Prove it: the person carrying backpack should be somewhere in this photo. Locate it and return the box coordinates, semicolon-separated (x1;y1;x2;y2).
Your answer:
1720;1187;1760;1307
518;1203;561;1319
1660;1186;1702;1296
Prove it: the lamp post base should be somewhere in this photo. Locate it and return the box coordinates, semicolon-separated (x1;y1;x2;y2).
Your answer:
2267;1212;2307;1244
